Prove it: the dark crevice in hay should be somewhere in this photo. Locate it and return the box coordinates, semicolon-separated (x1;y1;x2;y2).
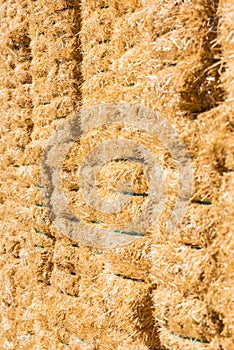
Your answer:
212;148;231;175
114;273;145;283
98;39;111;44
113;157;145;163
122;191;148;197
191;200;212;205
184;243;202;250
209;310;225;335
55;115;67;120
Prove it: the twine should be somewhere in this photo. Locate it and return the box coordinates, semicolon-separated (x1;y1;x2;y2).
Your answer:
60;337;85;347
36;231;49;237
113;230;144;237
192;200;212;205
122;192;148;197
170;331;209;344
89;222;145;237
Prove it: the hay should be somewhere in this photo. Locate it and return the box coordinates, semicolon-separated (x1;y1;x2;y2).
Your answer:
74;269;160;349
150;115;234;349
61;111;177;234
218;0;234;101
153;287;226;349
150;1;234;348
203;172;234;347
81;0;221;116
1;0;233;348
0;0;84;348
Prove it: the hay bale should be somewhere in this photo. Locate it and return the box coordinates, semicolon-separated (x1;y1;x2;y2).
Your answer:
0;0;83;349
218;0;234;100
150;1;234;348
153;287;225;349
203;172;234;348
72;269;160;349
158;326;221;350
81;0;221;116
27;1;81;121
150;115;234;348
1;0;233;348
78;0;225;347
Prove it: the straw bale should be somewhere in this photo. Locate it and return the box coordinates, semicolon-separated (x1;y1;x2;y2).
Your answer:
30;203;51;230
81;7;118;51
11;267;154;349
218;0;234;100
151;242;217;295
25;231;55;285
13;285;73;349
202;172;234;348
15;274;82;348
1;0;233;348
0;253;35;349
0;221;29;261
0;0;33;178
62;118;175;232
172;203;217;248
150;100;233;347
191;103;234;201
82;42;113;80
50;265;80;297
81;0;222;115
72;269;160;349
79;0;225;347
31;97;77;126
28;1;82;125
27;3;80;38
153;286;229;345
31;61;80;101
158;326;221;350
11;165;40;186
143;0;219;28
61;109;176;277
102;238;151;282
0;182;39;207
141;58;220;118
0;1;84;347
83;55;220;114
50;238;105;296
1;143;27;168
14;118;68;168
0;102;32;130
1;200;32;230
149;110;233;348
